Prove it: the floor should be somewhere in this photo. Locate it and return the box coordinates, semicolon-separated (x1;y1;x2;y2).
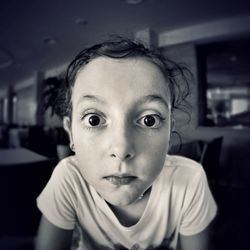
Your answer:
210;183;250;250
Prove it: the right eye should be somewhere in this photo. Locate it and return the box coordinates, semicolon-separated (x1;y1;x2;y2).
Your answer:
81;113;106;128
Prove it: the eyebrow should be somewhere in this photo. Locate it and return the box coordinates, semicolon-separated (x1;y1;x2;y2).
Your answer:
76;94;106;106
76;94;171;109
137;94;171;110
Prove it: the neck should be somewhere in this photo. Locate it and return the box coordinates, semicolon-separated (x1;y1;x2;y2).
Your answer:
107;189;151;227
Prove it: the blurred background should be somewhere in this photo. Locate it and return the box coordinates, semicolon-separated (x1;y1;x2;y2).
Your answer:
0;0;250;249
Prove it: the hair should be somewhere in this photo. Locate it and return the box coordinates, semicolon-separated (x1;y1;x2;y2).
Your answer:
45;36;192;123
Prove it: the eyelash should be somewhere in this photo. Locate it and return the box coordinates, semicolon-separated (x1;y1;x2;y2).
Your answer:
80;111;107;130
136;114;165;129
79;111;166;130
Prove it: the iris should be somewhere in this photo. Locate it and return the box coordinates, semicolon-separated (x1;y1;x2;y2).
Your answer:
89;115;100;126
144;115;155;127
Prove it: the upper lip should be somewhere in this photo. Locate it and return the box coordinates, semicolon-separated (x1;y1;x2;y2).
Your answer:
104;173;136;178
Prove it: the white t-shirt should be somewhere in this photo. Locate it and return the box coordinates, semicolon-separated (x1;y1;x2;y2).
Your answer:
37;155;217;250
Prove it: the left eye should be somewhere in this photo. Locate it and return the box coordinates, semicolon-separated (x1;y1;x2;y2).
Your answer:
137;115;163;128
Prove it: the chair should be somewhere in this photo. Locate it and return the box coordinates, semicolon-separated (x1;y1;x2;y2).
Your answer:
169;140;203;162
199;137;223;186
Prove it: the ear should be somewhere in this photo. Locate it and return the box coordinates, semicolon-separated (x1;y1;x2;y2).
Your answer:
171;118;176;132
63;116;73;146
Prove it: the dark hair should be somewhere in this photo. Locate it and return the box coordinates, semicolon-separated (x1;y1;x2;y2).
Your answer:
47;36;191;121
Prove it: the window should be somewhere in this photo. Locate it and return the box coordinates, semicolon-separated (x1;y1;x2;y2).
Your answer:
197;37;250;129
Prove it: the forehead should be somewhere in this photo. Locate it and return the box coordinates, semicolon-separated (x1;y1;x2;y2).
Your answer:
72;56;170;106
76;56;166;79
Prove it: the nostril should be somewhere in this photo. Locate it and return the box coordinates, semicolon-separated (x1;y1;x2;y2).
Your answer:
125;154;131;159
110;153;132;160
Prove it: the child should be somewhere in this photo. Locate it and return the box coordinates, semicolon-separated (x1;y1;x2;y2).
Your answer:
36;37;217;250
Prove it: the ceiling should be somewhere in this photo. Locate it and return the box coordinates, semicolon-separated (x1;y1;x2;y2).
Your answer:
0;0;250;89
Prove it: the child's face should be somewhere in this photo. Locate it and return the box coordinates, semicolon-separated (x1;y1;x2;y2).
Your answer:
66;57;171;207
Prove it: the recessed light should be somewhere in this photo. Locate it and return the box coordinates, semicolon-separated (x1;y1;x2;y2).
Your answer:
0;48;13;69
124;0;144;4
43;38;57;45
230;55;237;62
75;18;88;26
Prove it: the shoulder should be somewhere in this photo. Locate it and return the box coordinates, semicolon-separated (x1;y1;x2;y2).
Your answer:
55;155;77;171
54;155;78;173
159;155;210;202
49;155;88;192
53;156;81;179
36;156;82;229
163;155;216;210
165;154;202;170
163;155;205;185
158;155;217;237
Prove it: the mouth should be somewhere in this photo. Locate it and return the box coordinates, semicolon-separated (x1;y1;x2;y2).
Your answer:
104;175;137;186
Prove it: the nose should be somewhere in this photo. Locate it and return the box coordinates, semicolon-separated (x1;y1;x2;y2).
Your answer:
109;123;135;162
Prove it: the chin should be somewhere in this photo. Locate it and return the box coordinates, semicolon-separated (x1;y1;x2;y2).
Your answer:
105;194;137;207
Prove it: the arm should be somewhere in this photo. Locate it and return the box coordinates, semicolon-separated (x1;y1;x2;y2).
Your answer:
178;223;213;250
35;215;73;250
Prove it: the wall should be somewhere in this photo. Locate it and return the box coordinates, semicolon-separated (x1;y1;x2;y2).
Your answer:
14;85;37;125
12;77;37;126
161;43;198;141
161;42;250;187
0;88;9;124
0;59;67;127
43;63;67;128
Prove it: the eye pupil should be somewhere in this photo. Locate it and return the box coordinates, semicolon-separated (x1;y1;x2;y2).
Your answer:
89;115;100;126
144;115;155;127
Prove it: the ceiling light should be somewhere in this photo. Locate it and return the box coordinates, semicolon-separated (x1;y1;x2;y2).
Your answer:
75;18;88;26
230;55;237;62
43;38;57;45
124;0;144;4
0;48;13;70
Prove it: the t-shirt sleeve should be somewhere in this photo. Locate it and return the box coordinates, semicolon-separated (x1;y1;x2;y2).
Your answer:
179;168;217;236
37;159;77;230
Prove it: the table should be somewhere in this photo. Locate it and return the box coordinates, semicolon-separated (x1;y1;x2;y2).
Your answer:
0;147;49;166
0;148;56;235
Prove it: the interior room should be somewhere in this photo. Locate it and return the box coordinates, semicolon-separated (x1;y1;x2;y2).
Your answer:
0;0;250;249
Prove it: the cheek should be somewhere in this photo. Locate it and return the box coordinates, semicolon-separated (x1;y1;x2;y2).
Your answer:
72;125;106;160
137;132;170;171
138;130;170;155
74;136;99;158
73;134;101;182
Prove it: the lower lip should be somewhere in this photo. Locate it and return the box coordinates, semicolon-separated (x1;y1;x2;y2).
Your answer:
104;176;137;186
